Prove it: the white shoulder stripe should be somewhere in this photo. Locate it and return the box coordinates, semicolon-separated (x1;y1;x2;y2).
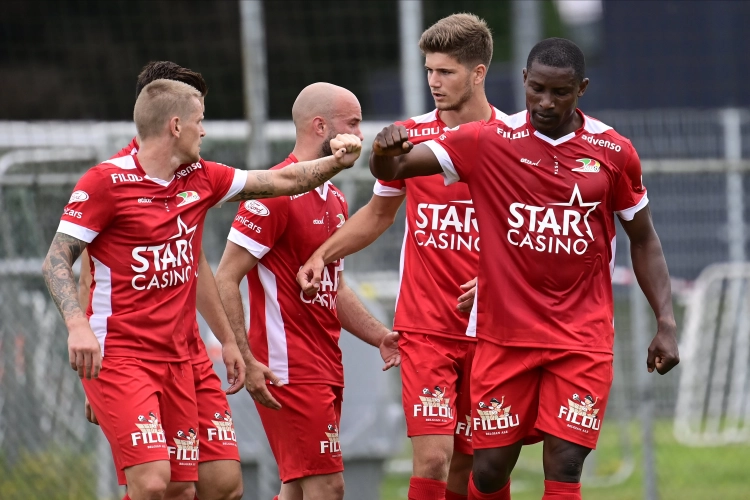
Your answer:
616;192;649;221
227;227;271;259
57;220;99;243
498;111;527;130
410;109;439;124
492;106;509;121
583;115;613;134
423;140;460;185
101;155;137;170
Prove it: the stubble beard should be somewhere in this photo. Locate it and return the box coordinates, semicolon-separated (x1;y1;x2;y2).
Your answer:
436;78;474;112
319;130;338;158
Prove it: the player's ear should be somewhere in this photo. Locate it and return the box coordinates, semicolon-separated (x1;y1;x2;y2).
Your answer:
169;116;181;138
578;78;590;98
473;64;487;86
312;116;327;138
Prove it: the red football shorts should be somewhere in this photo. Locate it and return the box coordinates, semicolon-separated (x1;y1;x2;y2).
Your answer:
255;384;344;483
82;357;199;485
470;341;613;450
399;332;475;455
192;353;240;463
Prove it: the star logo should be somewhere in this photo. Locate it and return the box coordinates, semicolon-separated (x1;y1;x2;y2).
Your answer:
550;184;600;240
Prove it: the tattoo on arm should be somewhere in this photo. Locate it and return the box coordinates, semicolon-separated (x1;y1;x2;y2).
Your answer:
42;233;87;322
234;159;345;200
234;171;275;200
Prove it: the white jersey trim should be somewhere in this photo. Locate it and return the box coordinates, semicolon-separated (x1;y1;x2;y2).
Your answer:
373;181;406;197
89;256;112;356
534;130;576;146
410;109;439;124
217;169;249;206
466;280;477;338
101;155;137;170
616;192;649;221
257;263;290;384
499;111;527;130
583;115;614;134
57;220;99;243
227;227;271;259
423;140;460;185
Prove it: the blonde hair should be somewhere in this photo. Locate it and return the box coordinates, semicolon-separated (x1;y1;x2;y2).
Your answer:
419;13;493;68
133;79;202;140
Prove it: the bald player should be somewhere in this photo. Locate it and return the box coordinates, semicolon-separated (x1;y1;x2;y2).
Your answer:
215;82;401;500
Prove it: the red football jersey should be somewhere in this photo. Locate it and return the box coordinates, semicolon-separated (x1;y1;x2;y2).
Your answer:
228;154;349;386
374;107;506;341
58;153;247;361
424;110;648;353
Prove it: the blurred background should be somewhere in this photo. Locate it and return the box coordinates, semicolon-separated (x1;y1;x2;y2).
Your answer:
2;0;750;498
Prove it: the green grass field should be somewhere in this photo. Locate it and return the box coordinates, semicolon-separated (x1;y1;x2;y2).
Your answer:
381;420;750;500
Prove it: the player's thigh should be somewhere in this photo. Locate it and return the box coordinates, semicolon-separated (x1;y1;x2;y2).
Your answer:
411;434;454;480
298;471;345;500
195;460;243;500
400;332;463;439
255;384;344;483
123;460;171;498
453;341;476;456
163;480;196;500
160;360;200;484
470;341;542;450
279;481;304;500
192;355;240;463
82;357;170;485
536;349;614;450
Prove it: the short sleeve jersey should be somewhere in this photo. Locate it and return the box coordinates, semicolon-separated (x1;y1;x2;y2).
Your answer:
374;107;506;341
228;154;349;386
424;110;648;353
58;152;247;361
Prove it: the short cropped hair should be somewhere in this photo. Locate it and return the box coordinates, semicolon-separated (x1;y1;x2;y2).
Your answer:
133;79;202;140
527;38;586;81
419;13;493;68
135;61;208;99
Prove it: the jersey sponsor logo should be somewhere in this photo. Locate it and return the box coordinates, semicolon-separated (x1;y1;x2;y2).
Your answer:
313;218;324;225
408;126;441;138
520;158;541;167
176;190;200;207
131;412;166;448
69;190;89;203
169;428;199;463
244;200;270;216
138;197;153;204
111;173;143;183
175;162;202;179
581;134;621;152
571;158;600;173
320;424;341;455
414;200;480;252
208;410;237;444
63;207;83;219
456;414;473;439
130;215;196;291
473;396;520;434
414;386;454;420
558;393;601;433
506;184;600;255
497;128;530;140
290;192;309;200
299;260;343;310
234;214;262;233
336;214;345;228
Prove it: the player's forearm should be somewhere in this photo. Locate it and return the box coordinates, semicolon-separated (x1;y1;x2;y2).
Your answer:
42;233;88;326
631;234;675;325
196;256;237;347
216;278;254;363
78;250;92;311
369;151;406;181
232;156;347;200
337;281;390;347
369;145;442;181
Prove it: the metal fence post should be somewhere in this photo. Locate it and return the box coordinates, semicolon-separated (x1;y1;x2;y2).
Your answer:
240;0;270;170
722;108;744;263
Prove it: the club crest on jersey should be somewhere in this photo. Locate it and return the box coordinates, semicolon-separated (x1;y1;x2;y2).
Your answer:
571;158;601;173
558;393;601;432
69;190;89;203
336;214;345;228
208;410;237;444
169;428;199;462
474;396;520;434
131;411;166;447
456;414;473;439
414;386;454;420
244;200;270;216
176;191;200;207
320;424;341;455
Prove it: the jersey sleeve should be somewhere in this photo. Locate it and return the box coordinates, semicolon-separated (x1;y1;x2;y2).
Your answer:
373;179;406;197
613;145;649;221
203;161;249;207
227;197;289;259
423;122;483;185
57;168;115;243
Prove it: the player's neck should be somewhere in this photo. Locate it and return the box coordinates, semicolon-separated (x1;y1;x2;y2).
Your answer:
438;91;492;129
136;139;183;181
290;143;323;163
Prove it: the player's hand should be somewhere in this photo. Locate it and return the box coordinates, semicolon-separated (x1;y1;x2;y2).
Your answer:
330;134;362;169
379;331;401;371
372;125;413;157
246;358;284;410
67;318;102;380
84;397;99;425
647;319;679;374
297;255;325;297
457;277;477;313
222;343;246;395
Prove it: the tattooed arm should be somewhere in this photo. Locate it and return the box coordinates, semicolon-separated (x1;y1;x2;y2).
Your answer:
42;232;102;379
228;133;362;201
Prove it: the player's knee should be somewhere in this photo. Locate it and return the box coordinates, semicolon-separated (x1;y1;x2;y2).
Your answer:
310;474;344;500
163;482;196;500
448;452;472;485
472;453;510;492
131;476;170;500
414;446;451;480
544;444;590;482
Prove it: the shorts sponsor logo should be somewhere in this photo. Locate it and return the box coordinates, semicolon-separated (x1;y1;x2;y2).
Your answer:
131;412;166;448
320;424;341;455
455;414;473;439
208;410;237;444
571;158;601;173
414;386;454;421
299;259;343;310
581;134;621;152
336;214;345;228
63;207;83;219
69;190;89;203
473;396;520;435
176;191;200;207
244;200;270;216
506;184;600;256
111;173;143;183
130;215;196;291
414;200;480;253
234;214;262;233
558;393;601;433
169;428;200;463
175;162;202;179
